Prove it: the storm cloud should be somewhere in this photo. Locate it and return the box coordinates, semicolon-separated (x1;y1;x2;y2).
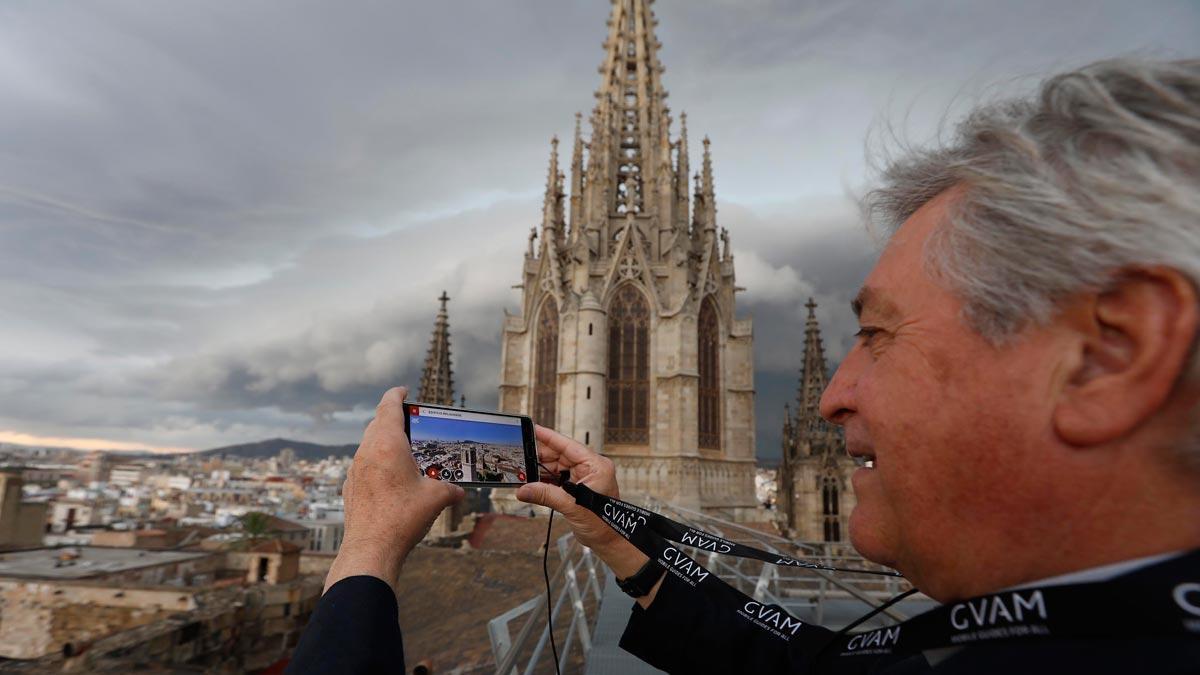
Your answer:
1;0;1196;455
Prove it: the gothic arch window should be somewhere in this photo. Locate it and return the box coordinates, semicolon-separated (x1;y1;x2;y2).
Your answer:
697;297;720;449
533;298;559;428
606;284;649;444
821;474;841;542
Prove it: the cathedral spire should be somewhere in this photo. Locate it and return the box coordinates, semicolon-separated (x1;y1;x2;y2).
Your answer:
418;291;455;406
593;0;669;216
796;297;829;427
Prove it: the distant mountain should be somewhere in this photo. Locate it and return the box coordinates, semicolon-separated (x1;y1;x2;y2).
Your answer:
197;438;358;461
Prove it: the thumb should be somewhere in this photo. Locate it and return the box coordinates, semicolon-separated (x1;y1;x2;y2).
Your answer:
425;478;466;510
516;482;575;513
442;481;466;506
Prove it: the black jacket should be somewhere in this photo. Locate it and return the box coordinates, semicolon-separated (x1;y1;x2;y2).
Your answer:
287;576;405;674
619;552;1200;674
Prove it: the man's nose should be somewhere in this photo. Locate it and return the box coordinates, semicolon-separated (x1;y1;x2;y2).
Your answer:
820;350;859;425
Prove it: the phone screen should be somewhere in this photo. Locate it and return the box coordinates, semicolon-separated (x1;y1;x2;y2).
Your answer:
405;403;534;486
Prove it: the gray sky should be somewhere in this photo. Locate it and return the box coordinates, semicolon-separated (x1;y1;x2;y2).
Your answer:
1;0;1196;455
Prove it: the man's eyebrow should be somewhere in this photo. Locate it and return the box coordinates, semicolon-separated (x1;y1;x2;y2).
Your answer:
851;287;870;319
851;286;897;320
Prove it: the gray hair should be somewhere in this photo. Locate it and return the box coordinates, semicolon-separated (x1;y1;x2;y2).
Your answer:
864;58;1200;462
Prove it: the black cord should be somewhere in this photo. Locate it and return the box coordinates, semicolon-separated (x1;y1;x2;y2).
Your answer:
835;587;916;637
535;462;563;674
543;506;561;675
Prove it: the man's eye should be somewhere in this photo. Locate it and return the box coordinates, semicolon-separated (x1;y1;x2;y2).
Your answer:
854;327;881;342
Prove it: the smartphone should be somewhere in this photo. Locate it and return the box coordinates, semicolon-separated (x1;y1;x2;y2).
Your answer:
403;402;538;488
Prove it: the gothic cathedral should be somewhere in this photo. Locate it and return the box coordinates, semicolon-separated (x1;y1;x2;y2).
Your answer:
497;0;757;517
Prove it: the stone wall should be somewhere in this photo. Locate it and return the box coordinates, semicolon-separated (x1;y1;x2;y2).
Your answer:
0;576;323;669
0;582;197;659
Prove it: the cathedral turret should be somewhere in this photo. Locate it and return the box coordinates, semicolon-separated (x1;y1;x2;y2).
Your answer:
572;290;607;448
418;291;455;405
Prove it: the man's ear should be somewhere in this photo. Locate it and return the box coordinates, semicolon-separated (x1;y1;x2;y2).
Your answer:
1053;267;1199;446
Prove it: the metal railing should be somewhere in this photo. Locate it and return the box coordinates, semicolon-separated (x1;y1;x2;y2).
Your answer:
644;500;921;627
488;532;604;675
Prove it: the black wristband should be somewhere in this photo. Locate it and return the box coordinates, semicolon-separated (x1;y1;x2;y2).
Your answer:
616;558;666;598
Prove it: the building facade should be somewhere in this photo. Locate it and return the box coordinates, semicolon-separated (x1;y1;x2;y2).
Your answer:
498;0;756;517
0;473;46;549
777;299;858;542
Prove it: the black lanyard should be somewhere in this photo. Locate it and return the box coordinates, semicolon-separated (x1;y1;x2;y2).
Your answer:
561;480;1200;662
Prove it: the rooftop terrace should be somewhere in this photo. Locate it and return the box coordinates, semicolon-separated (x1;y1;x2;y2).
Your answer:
0;547;210;580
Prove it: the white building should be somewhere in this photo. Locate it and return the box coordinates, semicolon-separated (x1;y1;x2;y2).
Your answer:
108;464;144;487
49;500;101;532
299;518;345;553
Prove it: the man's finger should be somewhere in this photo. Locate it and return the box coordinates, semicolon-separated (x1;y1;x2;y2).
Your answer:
534;441;567;471
374;386;408;425
516;481;575;513
534;425;595;465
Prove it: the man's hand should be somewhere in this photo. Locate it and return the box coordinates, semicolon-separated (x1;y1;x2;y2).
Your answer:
516;426;660;604
324;387;465;594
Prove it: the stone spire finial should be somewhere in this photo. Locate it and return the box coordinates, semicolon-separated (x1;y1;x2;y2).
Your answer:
689;137;716;234
675;111;690;229
418;292;455;406
569;112;586;239
542;136;561;236
701;136;715;221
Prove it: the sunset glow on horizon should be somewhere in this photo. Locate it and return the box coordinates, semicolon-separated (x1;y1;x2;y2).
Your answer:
0;431;193;454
